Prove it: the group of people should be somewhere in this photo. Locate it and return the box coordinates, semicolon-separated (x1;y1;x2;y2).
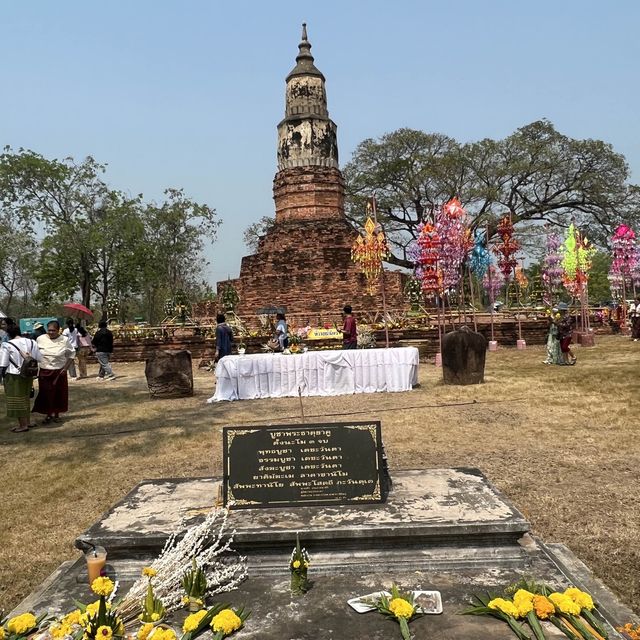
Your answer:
0;318;116;432
543;304;577;366
212;305;359;362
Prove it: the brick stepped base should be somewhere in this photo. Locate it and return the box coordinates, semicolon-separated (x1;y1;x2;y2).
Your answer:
107;319;551;362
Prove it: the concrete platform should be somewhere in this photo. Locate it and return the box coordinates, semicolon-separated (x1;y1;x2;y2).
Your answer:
77;469;530;555
14;469;635;639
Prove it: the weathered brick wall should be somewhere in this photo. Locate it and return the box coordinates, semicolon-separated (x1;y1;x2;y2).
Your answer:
273;166;345;223
223;216;407;317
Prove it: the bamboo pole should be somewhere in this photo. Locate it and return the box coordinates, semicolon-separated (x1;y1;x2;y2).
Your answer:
372;195;390;348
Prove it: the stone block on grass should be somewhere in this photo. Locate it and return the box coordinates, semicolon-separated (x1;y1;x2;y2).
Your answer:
145;349;194;398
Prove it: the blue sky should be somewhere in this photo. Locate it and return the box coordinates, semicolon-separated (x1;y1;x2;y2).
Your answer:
2;1;639;285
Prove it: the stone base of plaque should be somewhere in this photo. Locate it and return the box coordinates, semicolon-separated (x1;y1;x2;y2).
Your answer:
13;470;634;638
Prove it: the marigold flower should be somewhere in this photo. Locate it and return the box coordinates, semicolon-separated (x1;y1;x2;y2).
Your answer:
151;614;160;622
0;626;5;640
532;595;555;619
142;567;157;579
150;629;176;640
564;587;594;610
91;576;115;597
292;560;301;569
211;609;242;635
512;589;534;617
63;610;83;627
549;592;581;616
182;610;208;633
96;626;113;640
388;597;414;619
7;613;37;635
488;598;519;618
513;589;534;605
137;623;154;640
51;622;73;639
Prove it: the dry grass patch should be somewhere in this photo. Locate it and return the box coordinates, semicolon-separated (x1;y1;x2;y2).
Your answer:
0;336;639;613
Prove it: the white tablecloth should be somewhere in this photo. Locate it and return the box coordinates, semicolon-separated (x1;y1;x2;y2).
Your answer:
208;347;420;402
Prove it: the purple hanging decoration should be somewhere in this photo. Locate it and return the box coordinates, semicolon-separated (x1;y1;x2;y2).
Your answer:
541;232;564;305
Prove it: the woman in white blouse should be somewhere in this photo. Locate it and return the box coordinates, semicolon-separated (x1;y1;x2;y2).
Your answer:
0;325;42;432
33;320;75;424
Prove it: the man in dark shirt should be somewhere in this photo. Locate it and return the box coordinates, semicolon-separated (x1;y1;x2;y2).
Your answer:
92;320;116;380
215;314;234;361
341;305;357;349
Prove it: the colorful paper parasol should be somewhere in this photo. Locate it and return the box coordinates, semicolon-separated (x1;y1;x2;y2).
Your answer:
63;302;94;318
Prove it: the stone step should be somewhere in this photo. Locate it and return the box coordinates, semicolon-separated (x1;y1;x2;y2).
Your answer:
77;469;530;557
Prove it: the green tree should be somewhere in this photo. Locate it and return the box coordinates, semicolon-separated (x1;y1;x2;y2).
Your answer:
0;228;39;315
343;129;462;267
343;121;640;268
587;250;613;304
0;148;109;307
243;215;276;251
141;188;220;323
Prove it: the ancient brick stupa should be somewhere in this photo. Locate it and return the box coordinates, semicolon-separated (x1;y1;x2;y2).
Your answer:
223;24;406;319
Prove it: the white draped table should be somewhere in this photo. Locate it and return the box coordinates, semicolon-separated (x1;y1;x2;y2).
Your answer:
207;347;420;402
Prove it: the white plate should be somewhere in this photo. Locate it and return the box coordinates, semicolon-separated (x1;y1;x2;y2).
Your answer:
347;590;443;615
347;591;390;613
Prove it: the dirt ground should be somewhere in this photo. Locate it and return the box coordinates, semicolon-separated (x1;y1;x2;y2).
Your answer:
0;335;639;616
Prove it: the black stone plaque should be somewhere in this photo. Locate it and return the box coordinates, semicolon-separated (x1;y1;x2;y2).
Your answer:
223;422;385;509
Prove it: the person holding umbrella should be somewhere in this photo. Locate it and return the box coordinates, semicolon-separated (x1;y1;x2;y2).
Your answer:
33;320;75;424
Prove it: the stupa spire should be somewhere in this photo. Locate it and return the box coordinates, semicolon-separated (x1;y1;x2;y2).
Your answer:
277;23;338;171
287;22;324;81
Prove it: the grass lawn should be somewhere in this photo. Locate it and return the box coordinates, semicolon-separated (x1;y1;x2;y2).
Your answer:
0;335;639;614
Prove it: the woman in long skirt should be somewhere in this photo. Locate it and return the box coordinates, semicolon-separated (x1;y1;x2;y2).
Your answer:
543;310;562;365
33;320;75;424
0;325;42;432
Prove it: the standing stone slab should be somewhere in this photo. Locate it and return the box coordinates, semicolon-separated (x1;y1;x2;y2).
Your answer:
442;326;487;385
145;349;193;398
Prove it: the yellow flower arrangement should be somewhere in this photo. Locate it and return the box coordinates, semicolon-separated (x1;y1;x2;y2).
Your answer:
96;625;113;640
149;628;176;640
289;534;310;596
182;610;208;633
388;597;414;619
7;613;37;635
142;567;158;578
92;576;115;597
465;594;531;640
549;592;581;616
137;623;154;640
374;586;423;640
564;587;594;610
512;589;534;618
488;597;519;618
63;610;83;627
211;609;242;636
50;611;83;640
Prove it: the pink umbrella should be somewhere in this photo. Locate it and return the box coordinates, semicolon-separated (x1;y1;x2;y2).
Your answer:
63;302;94;318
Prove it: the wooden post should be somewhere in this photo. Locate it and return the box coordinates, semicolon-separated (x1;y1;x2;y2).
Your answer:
468;269;478;332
